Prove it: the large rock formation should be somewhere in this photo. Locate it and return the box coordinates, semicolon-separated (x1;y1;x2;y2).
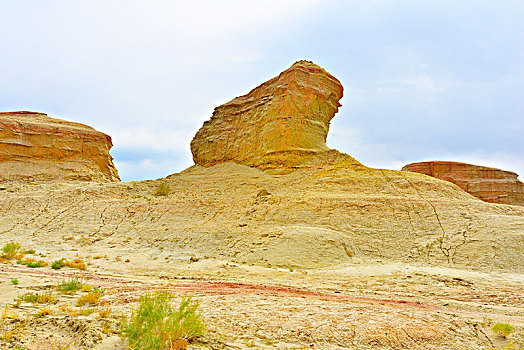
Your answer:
402;161;524;206
0;62;522;274
191;60;361;173
0;111;119;182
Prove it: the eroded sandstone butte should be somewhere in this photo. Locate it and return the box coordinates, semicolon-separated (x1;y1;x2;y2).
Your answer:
402;161;524;206
0;63;522;275
191;60;361;172
0;111;120;182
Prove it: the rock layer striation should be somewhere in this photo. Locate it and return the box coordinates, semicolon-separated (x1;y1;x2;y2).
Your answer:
402;161;524;206
0;111;120;182
191;60;361;172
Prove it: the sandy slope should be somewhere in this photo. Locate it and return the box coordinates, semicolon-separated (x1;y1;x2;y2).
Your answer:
0;157;523;349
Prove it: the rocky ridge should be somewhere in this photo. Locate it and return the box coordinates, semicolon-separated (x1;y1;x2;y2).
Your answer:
403;161;524;206
0;111;119;182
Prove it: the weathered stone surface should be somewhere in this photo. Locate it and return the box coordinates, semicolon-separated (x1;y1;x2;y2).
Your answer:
191;60;361;172
1;162;523;273
402;161;524;206
0;111;119;182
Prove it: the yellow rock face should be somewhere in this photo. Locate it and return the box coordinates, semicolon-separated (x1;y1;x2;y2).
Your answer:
191;61;360;173
0;111;120;182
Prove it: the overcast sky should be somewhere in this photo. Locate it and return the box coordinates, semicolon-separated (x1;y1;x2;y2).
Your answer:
1;0;523;181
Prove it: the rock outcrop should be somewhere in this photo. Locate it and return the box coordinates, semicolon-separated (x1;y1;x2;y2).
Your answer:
191;60;361;173
402;161;524;206
0;111;119;182
0;63;522;274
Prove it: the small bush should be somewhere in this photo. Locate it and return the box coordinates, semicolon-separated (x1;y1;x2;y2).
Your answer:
492;323;515;338
17;291;57;304
51;258;65;270
11;279;19;285
23;249;36;255
154;182;170;197
56;278;83;294
65;258;87;270
1;242;22;260
122;293;205;349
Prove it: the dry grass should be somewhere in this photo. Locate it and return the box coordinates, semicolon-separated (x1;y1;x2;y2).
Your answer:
64;258;87;270
154;182;170;196
98;306;112;319
34;307;54;318
76;289;104;306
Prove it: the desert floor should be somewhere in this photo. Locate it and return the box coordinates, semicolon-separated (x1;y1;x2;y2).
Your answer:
0;233;522;350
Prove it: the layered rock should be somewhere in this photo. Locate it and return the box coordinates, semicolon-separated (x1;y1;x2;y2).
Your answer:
0;111;120;182
0;64;522;275
191;60;361;173
402;161;524;206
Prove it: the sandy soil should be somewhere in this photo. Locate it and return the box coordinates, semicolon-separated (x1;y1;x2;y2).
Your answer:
0;235;522;350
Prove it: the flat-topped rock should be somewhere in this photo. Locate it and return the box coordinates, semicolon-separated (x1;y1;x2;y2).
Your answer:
191;60;361;172
0;111;119;182
402;161;524;206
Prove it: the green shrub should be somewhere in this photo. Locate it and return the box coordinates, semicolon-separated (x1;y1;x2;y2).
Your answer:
1;242;21;260
492;323;515;338
11;279;19;285
51;258;65;270
26;261;45;268
56;278;83;294
154;182;170;197
122;293;205;349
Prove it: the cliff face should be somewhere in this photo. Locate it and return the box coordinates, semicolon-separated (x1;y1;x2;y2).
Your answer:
191;60;361;173
402;161;524;206
0;111;120;182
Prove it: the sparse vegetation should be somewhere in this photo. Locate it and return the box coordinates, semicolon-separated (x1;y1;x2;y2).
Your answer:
51;258;65;270
1;242;22;260
17;291;57;304
492;323;515;338
11;279;19;285
17;257;47;268
154;182;170;196
64;258;87;270
56;278;83;294
121;292;205;349
80;307;95;316
98;306;112;319
34;307;54;318
76;288;105;306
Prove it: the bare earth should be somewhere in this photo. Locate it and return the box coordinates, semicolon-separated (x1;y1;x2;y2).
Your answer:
0;241;523;349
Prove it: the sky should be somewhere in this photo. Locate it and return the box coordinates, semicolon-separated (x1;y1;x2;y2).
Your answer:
1;0;523;181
